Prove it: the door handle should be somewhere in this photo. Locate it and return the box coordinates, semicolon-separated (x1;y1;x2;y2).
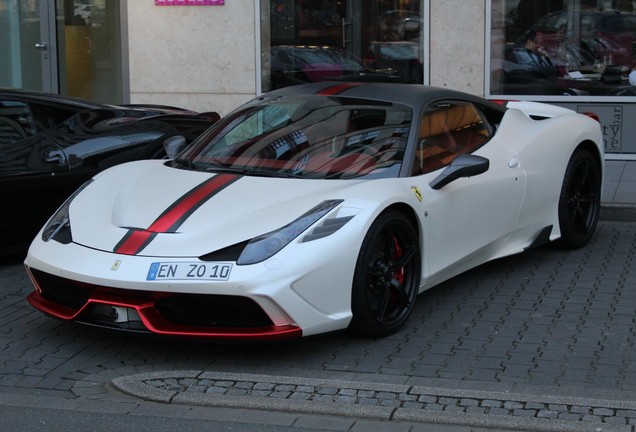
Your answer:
45;149;67;166
34;43;48;51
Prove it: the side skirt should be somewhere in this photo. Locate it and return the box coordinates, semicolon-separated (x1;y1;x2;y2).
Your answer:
524;225;553;251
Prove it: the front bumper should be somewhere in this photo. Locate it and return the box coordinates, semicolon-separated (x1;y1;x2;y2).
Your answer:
26;267;301;340
25;237;356;339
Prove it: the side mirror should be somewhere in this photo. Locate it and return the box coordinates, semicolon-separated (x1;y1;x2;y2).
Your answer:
163;135;187;159
429;154;490;190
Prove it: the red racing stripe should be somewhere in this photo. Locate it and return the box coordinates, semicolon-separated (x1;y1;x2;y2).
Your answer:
318;83;360;96
113;230;158;257
114;174;240;255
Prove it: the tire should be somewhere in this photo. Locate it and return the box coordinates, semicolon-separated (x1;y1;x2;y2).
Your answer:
557;150;601;249
349;210;421;337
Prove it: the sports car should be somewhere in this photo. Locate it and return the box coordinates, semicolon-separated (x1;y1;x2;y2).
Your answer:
0;88;219;255
24;82;603;340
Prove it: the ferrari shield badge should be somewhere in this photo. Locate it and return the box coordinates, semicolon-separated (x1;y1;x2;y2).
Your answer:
411;186;423;202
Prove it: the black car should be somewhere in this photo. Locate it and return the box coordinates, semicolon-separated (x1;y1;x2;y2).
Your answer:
0;89;219;255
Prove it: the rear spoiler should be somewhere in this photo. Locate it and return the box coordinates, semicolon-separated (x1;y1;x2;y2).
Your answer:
492;100;600;122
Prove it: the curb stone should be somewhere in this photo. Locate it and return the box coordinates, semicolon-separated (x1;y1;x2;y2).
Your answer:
600;203;636;221
110;371;636;432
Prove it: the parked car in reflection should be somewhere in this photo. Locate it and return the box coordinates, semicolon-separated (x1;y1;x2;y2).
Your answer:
368;40;423;84
368;10;423;83
532;10;636;65
269;45;401;90
0;88;219;255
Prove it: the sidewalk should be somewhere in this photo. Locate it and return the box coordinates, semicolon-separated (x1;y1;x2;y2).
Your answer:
601;159;635;220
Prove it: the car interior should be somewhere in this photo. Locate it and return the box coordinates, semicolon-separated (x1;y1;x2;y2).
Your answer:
414;101;491;175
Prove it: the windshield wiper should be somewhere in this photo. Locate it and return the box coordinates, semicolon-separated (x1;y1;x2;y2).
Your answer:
214;164;304;178
174;159;235;173
176;159;304;179
238;167;303;178
172;157;198;170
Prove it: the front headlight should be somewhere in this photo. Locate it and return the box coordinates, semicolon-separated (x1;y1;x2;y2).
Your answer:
237;199;343;265
41;180;93;243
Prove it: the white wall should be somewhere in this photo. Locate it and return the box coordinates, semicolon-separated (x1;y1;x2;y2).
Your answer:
127;1;258;115
429;0;486;96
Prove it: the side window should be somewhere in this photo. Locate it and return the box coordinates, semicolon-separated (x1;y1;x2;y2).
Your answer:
28;103;79;131
0;101;34;145
0;100;77;146
413;101;491;175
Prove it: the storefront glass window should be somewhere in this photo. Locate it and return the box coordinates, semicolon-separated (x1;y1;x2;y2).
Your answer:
261;0;424;93
0;0;125;104
490;0;636;97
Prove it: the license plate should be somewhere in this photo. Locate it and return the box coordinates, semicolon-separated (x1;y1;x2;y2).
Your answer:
146;262;233;281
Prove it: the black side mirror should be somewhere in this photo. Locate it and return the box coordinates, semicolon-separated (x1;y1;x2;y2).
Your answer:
429;154;490;190
163;135;187;159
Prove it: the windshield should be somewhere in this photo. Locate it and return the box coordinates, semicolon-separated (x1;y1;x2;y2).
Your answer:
177;95;412;179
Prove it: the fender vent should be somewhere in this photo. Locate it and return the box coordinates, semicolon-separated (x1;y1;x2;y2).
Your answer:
302;216;353;242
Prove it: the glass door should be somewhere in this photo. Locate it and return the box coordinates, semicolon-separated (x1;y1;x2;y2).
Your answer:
0;0;55;91
0;0;125;103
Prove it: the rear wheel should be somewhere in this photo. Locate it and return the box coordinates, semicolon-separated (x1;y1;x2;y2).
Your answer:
349;210;421;337
557;150;601;249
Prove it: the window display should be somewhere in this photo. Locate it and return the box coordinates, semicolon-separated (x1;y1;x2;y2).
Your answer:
261;0;423;92
490;0;636;97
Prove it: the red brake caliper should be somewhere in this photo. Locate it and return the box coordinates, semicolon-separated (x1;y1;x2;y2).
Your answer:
392;236;405;285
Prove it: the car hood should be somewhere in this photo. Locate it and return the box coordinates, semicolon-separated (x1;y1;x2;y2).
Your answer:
69;160;370;257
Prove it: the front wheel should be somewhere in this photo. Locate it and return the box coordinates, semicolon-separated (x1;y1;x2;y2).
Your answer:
557;150;601;249
349;210;421;337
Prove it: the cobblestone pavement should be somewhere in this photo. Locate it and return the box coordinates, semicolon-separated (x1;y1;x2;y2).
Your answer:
1;221;635;431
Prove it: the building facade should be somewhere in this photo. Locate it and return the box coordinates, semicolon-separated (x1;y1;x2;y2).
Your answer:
2;0;635;158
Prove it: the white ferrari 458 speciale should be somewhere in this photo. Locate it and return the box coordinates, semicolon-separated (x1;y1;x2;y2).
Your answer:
25;82;603;340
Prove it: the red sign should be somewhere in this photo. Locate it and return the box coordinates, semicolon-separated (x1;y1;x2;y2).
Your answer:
155;0;224;5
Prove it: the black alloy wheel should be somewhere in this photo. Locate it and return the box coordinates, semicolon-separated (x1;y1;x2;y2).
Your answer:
350;210;421;337
557;150;601;249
